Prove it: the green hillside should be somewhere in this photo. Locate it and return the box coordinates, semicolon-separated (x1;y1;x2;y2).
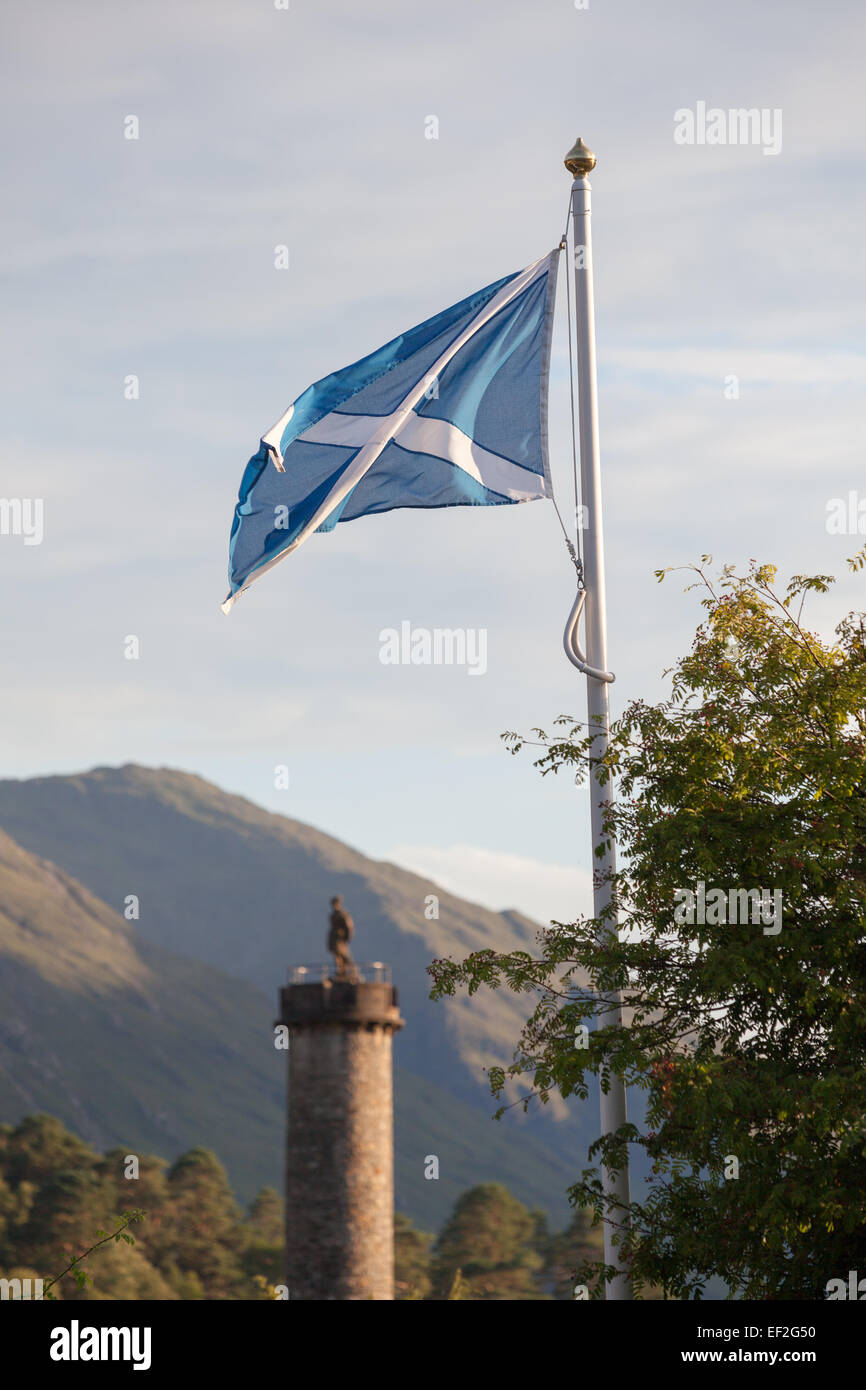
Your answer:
0;822;577;1224
0;827;283;1205
0;765;591;1127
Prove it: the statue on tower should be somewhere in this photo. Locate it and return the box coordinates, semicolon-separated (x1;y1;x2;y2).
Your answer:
327;895;356;980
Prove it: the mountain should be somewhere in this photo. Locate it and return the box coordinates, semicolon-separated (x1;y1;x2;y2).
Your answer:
0;767;594;1224
0;765;580;1115
0;826;284;1204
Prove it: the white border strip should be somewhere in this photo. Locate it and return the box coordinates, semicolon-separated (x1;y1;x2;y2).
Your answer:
300;411;548;501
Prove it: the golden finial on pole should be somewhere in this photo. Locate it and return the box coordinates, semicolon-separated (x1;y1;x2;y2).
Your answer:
564;137;597;176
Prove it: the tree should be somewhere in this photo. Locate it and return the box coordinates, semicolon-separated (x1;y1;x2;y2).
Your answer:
97;1149;170;1270
429;1183;547;1299
394;1211;433;1300
11;1168;111;1277
430;559;866;1299
163;1148;244;1299
543;1208;605;1300
240;1188;284;1292
72;1239;176;1301
0;1169;18;1259
0;1114;97;1189
0;1116;283;1299
41;1211;155;1301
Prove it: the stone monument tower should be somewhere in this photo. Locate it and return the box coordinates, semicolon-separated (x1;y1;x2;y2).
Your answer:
278;899;404;1300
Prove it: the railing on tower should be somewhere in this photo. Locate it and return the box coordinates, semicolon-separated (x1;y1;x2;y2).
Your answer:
287;961;391;984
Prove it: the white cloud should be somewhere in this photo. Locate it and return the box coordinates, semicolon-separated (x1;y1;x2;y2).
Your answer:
602;346;866;386
382;843;594;927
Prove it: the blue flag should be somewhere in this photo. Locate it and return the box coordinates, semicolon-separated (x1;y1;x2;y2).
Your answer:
222;250;559;610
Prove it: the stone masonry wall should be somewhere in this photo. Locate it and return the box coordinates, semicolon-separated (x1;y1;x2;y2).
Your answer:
285;1019;396;1300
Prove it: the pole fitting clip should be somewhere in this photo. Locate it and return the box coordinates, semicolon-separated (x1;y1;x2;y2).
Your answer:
563;587;615;683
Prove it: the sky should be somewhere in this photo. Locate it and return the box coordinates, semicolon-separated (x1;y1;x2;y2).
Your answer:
1;0;864;926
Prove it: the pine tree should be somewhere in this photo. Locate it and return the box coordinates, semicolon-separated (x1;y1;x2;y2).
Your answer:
163;1148;244;1300
240;1188;284;1293
394;1211;433;1299
544;1209;604;1299
97;1149;171;1271
430;1183;547;1300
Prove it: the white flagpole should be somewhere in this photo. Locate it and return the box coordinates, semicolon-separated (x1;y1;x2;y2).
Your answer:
564;137;633;1300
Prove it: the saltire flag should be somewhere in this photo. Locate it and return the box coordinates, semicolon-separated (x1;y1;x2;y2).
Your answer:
222;249;559;611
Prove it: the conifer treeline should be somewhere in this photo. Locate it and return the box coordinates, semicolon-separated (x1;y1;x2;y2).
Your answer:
0;1115;601;1300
